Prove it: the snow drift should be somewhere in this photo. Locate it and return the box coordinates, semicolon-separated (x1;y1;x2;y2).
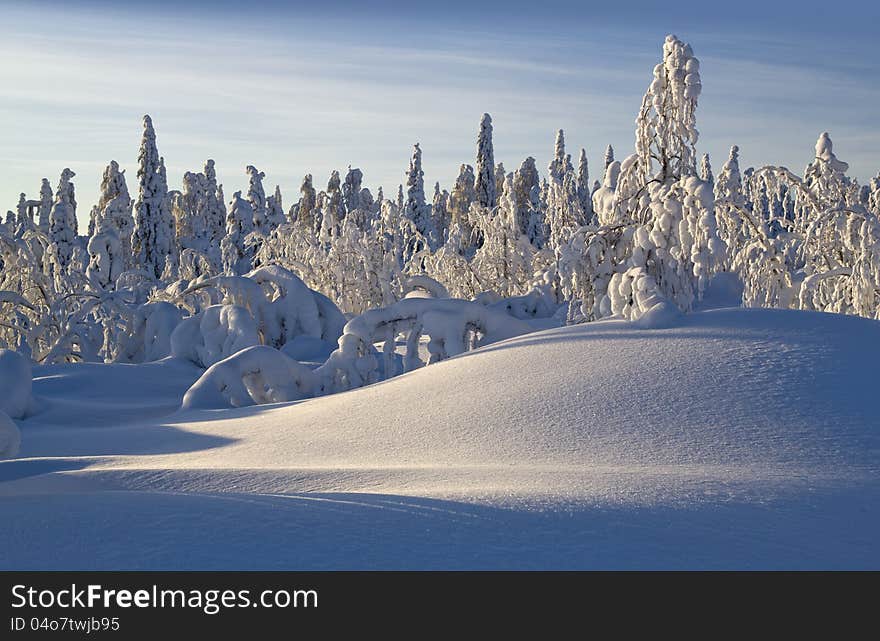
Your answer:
2;307;878;568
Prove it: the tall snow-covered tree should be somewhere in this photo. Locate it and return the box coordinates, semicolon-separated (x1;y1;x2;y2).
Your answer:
475;113;497;208
495;163;506;203
403;143;435;246
46;168;78;279
246;165;267;233
604;144;614;170
548;129;566;185
295;174;317;230
343;167;363;214
510;157;542;241
16;194;31;228
624;34;702;195
95;160;133;266
131;115;173;279
700;153;714;188
266;184;285;230
313;172;344;244
576;148;593;219
221;191;254;275
38;178;52;232
431;182;449;244
448;164;476;228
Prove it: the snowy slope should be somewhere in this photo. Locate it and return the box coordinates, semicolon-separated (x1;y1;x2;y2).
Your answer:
1;307;878;569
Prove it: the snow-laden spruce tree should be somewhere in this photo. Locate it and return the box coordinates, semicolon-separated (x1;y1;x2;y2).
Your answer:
15;194;30;229
548;129;567;186
221;191;255;275
93;161;134;267
475;113;497;209
545;168;586;251
318;171;346;244
173;170;207;254
469;173;542;299
403;143;436;247
85;160;132;289
431;182;450;244
342;167;363;214
495;162;506;203
266;184;285;230
509;157;544;246
700;153;714;188
295;174;317;231
45;168;78;284
131;115;174;280
576;149;594;221
202;160;226;252
37;178;52;232
447;163;477;248
603;144;614;170
246;165;267;233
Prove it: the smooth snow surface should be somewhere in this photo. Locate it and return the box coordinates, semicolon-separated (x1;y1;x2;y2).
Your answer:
1;308;877;569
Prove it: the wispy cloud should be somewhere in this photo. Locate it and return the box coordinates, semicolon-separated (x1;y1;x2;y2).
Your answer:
0;2;876;225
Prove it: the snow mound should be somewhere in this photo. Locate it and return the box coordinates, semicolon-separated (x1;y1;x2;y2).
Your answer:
0;412;21;459
0;349;32;419
182;345;316;410
4;308;879;568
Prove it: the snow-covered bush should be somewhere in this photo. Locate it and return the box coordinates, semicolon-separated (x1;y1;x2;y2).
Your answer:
181;345;317;410
315;297;532;394
170;304;260;369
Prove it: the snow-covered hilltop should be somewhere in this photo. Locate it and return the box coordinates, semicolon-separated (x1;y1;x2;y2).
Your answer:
0;35;878;569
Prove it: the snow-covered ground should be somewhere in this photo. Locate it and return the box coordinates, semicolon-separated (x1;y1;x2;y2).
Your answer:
1;307;878;569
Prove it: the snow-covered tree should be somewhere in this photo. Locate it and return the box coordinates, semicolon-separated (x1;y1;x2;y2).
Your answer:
295;174;317;231
700;153;714;187
266;184;285;230
475;113;496;208
431;182;449;244
45;168;78;281
37;178;52;232
131;115;173;280
246;165;267;233
343;167;363;214
221;191;254;275
448;164;476;232
576;148;594;221
403;143;435;246
548;129;566;185
495;162;506;203
603;144;614;171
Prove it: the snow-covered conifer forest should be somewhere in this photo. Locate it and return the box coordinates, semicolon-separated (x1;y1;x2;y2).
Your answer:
1;34;878;569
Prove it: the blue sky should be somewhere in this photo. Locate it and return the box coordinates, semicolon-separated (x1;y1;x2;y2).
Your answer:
1;0;877;227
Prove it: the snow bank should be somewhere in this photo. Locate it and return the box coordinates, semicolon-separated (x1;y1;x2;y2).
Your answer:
0;411;21;459
5;307;880;568
181;345;317;410
170;304;261;368
0;348;32;419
